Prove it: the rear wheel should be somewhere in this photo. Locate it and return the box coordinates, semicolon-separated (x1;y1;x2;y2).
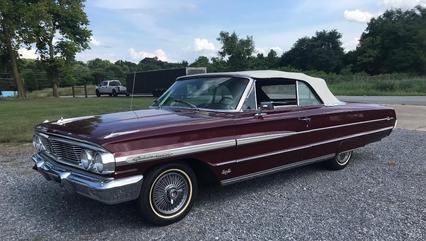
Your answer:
326;151;353;170
137;163;197;226
112;89;118;97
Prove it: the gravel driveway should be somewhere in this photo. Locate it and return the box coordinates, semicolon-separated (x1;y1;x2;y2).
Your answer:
0;129;425;241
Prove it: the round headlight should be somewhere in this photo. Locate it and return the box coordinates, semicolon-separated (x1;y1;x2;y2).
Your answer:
93;153;104;173
80;150;94;169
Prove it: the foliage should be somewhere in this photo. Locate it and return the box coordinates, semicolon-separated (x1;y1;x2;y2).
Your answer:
0;0;37;97
281;30;345;73
137;57;187;71
33;0;92;97
216;31;255;71
354;6;426;74
190;56;209;67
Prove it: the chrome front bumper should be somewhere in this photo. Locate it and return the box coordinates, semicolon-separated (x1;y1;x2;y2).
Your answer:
32;153;143;204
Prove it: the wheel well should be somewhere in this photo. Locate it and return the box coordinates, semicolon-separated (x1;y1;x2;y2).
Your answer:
144;158;218;186
184;158;218;185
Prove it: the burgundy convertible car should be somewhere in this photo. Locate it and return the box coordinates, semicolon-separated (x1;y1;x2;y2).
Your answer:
31;70;396;225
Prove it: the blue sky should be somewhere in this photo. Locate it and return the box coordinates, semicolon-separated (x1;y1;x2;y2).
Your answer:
19;0;426;63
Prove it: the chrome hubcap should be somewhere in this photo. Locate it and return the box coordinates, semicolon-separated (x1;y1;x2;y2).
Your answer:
151;171;189;215
336;151;352;165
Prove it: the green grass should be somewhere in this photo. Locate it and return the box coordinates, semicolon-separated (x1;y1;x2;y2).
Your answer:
303;72;426;96
0;97;154;143
328;77;426;96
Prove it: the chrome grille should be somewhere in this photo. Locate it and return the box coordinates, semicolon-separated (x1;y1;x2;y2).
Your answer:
40;136;82;164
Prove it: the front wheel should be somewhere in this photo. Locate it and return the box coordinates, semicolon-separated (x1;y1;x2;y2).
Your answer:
326;151;353;170
137;163;197;225
96;90;100;97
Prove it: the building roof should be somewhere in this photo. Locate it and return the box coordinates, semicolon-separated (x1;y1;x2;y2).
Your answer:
183;70;343;106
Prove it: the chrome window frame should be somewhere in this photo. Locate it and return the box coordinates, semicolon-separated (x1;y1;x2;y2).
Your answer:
153;76;255;113
249;78;326;110
296;80;324;106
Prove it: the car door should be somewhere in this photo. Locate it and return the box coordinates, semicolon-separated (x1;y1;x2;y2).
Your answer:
295;81;341;162
99;81;108;93
226;78;308;182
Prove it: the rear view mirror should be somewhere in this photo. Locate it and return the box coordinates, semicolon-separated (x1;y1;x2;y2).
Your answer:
260;102;274;110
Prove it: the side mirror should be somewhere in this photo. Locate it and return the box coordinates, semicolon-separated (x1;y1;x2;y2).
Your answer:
259;101;274;110
255;102;273;119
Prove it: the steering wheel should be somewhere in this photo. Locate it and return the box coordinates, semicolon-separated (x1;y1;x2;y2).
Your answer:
219;96;233;104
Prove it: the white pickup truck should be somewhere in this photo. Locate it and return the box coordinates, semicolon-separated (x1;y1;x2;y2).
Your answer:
96;80;128;97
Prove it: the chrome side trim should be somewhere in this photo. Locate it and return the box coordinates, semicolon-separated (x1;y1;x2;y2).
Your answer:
236;117;393;147
116;118;393;165
115;140;236;165
237;132;296;145
220;154;335;185
215;126;393;167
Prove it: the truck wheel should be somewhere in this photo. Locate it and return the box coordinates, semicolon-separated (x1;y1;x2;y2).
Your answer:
112;89;118;97
326;151;353;170
137;163;197;226
96;90;100;97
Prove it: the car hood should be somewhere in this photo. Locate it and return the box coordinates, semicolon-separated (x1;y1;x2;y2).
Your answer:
36;108;227;145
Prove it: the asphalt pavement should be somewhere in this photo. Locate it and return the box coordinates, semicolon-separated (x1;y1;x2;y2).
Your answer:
0;129;425;240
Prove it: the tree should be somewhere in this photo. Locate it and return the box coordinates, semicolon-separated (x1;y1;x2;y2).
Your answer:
217;31;255;71
281;30;345;73
354;6;426;74
190;56;209;67
87;58;114;83
0;0;34;98
138;57;186;71
34;0;91;97
266;49;279;69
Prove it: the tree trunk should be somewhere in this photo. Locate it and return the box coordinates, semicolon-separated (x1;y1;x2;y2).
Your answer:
52;77;59;97
3;26;26;98
48;36;60;97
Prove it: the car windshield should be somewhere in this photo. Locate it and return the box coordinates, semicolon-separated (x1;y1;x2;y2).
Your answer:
153;77;249;110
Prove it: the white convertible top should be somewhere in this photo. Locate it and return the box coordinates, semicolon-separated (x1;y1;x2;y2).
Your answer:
183;70;343;106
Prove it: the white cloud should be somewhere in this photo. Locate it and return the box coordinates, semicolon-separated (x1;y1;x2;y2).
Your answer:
344;9;374;23
93;0;196;13
128;48;169;61
193;38;215;52
381;0;426;9
18;48;38;59
343;37;360;51
90;37;101;47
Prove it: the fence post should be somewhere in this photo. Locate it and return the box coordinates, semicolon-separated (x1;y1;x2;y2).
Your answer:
84;84;88;98
72;86;75;98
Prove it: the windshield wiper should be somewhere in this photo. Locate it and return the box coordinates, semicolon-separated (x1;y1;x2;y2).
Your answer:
172;98;199;110
159;97;198;110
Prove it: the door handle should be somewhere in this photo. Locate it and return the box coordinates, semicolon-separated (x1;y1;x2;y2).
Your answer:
299;117;311;122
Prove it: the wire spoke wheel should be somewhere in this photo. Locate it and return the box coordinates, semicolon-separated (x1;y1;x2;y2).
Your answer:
150;170;190;216
336;151;352;165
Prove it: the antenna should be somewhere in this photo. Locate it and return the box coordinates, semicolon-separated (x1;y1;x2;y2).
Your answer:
130;72;136;111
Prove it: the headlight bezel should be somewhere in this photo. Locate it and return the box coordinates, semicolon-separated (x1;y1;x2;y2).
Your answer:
79;149;115;174
33;132;115;175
